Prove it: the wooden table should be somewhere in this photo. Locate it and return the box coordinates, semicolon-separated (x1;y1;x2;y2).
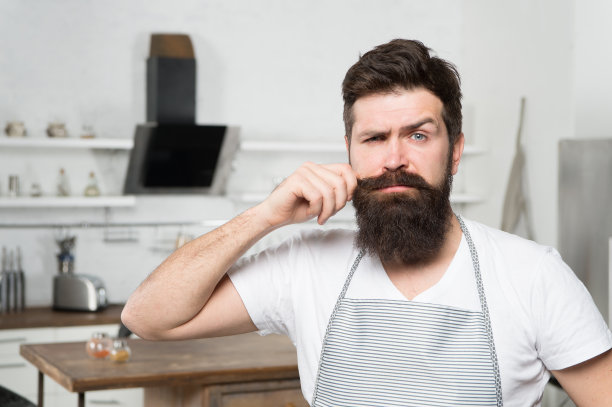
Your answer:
20;333;306;407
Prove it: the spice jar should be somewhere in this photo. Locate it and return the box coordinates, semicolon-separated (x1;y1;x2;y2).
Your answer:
109;339;131;363
83;171;100;197
86;332;111;359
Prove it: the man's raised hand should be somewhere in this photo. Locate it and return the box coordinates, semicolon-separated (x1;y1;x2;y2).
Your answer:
257;162;357;229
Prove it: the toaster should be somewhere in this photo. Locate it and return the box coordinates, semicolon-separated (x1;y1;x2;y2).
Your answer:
53;273;108;311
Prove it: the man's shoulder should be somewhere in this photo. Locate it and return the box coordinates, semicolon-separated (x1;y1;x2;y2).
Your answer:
463;217;551;256
462;218;564;286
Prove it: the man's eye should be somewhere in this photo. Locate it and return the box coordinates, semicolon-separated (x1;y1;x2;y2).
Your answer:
411;133;426;141
365;136;381;142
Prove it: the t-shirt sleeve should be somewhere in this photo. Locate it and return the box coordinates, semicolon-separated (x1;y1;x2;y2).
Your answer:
533;248;612;370
228;237;297;337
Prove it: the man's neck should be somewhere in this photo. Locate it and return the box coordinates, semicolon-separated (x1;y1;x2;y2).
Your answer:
382;214;463;300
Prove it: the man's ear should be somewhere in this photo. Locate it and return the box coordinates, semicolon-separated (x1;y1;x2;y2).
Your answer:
345;135;352;165
451;132;465;175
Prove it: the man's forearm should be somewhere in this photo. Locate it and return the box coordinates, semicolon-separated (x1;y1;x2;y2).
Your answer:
121;205;275;339
122;162;356;340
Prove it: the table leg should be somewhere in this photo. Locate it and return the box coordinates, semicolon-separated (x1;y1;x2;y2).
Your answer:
37;370;44;407
78;392;85;407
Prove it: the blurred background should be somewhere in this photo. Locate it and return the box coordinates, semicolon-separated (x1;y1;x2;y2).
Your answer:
0;0;610;321
3;1;612;405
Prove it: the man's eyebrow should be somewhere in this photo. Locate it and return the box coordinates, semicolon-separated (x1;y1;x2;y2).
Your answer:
356;129;390;139
400;118;438;132
355;118;439;140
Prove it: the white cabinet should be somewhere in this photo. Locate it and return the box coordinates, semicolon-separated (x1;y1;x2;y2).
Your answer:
0;324;143;407
53;324;117;342
55;388;143;407
0;327;55;401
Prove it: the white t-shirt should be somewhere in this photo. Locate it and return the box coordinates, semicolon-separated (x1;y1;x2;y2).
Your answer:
228;219;612;406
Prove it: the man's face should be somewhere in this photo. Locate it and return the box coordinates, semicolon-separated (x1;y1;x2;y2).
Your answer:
347;87;462;190
346;87;464;265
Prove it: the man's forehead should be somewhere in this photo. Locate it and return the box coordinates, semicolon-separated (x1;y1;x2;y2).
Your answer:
352;88;444;131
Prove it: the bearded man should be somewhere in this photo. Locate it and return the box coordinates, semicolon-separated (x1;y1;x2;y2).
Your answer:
122;39;612;406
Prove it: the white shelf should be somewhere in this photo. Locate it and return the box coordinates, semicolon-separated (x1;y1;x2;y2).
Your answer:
240;140;346;153
240;140;485;155
0;137;133;150
0;196;136;208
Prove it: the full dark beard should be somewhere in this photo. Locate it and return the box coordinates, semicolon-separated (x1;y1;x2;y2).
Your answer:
353;165;453;266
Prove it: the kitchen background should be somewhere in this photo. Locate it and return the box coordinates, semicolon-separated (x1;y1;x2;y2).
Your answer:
0;0;610;312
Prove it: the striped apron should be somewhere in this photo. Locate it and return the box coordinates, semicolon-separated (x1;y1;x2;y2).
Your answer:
311;216;503;406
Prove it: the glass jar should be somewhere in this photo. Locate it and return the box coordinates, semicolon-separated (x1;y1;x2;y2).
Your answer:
85;332;111;359
56;168;71;197
83;171;100;197
109;339;131;363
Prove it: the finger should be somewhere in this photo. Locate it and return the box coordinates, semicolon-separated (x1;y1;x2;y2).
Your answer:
318;163;358;203
280;176;320;222
297;164;338;224
263;171;320;226
302;163;348;216
328;163;358;201
300;184;324;222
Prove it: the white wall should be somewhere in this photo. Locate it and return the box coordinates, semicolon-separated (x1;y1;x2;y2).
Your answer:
0;0;608;307
0;0;464;306
573;0;612;138
0;0;462;142
459;0;575;247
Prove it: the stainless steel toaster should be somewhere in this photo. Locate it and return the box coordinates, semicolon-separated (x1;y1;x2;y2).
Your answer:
53;273;108;311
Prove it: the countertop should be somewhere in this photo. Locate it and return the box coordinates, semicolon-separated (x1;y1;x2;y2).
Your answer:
0;303;123;330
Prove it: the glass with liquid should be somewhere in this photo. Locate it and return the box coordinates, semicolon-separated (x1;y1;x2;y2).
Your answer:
109;339;131;363
86;332;112;359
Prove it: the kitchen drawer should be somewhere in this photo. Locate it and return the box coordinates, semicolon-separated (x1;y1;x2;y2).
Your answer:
0;327;57;396
204;380;308;407
55;388;143;407
0;357;57;398
0;327;55;357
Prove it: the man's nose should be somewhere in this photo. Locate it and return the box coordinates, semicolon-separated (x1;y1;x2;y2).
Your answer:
383;139;408;172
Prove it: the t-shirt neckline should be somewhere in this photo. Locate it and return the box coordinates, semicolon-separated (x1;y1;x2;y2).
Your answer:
372;234;469;303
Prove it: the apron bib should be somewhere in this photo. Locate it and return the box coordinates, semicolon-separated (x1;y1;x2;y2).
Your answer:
311;216;503;406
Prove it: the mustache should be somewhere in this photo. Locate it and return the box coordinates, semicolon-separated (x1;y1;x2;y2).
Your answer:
356;171;434;192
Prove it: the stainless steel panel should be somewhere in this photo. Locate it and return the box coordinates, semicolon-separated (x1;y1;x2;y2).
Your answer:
559;139;612;323
609;238;612;326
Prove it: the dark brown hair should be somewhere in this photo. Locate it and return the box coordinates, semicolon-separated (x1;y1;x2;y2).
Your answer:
342;39;462;146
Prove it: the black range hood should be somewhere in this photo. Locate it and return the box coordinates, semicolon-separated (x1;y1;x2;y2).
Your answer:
124;34;239;195
124;123;238;195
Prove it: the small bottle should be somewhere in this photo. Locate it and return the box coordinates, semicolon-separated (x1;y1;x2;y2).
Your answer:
109;339;131;363
83;171;101;197
8;175;20;198
30;182;42;197
86;332;112;359
57;168;71;197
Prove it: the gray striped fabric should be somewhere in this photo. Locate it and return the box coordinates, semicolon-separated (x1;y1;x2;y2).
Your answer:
313;298;497;406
